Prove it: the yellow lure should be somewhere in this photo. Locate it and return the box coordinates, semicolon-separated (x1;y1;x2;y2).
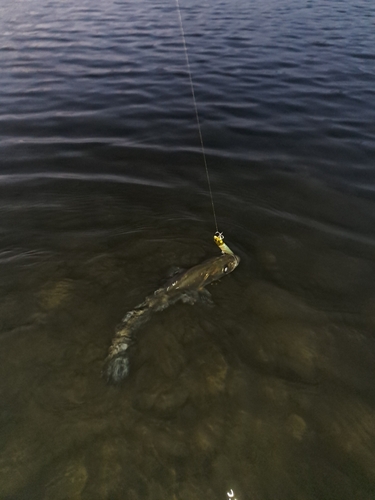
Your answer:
214;231;235;256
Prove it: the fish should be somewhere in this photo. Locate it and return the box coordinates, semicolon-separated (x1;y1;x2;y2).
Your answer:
103;252;240;383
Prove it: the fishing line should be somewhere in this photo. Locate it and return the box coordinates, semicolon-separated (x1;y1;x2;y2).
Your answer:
175;0;236;257
175;0;218;233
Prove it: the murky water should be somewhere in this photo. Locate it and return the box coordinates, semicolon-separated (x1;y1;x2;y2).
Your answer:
1;0;375;499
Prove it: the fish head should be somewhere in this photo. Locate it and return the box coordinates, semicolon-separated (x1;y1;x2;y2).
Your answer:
165;252;240;292
202;252;240;287
217;252;240;277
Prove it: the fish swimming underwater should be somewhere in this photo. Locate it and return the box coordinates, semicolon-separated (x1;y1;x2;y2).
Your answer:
103;252;240;383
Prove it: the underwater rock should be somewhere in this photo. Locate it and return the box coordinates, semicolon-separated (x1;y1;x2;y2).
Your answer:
256;234;305;288
191;416;225;456
93;441;124;499
244;280;322;322
133;364;188;415
152;428;189;458
188;341;229;402
178;483;215;500
0;434;44;497
363;296;375;329
319;398;375;484
153;331;186;379
38;279;74;311
44;459;88;500
305;250;373;296
238;320;323;384
257;235;375;301
286;414;307;441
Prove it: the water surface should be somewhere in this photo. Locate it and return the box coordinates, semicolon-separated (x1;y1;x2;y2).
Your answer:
1;0;375;498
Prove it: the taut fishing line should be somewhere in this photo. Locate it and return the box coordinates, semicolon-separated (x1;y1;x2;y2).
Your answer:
175;0;235;256
175;0;218;233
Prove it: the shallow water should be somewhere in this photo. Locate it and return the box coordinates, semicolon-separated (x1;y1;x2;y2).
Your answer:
1;0;375;499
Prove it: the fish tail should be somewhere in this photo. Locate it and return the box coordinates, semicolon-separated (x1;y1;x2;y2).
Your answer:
103;352;130;383
103;299;154;383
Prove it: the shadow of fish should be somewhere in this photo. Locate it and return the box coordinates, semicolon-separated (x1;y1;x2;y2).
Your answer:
104;252;240;383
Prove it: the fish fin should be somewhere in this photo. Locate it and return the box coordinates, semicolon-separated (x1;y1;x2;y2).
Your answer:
158;267;185;291
103;354;130;383
181;290;200;305
166;266;185;278
198;288;214;307
180;289;214;306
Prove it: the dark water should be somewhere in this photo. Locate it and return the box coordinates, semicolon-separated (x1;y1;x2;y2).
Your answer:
1;0;375;498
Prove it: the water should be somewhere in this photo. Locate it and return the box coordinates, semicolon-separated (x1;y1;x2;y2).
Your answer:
1;0;375;498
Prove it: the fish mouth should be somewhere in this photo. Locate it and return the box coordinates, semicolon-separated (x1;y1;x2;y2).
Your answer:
233;254;241;267
222;253;240;274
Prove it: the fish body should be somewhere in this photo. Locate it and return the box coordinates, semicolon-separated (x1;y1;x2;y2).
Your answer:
104;252;240;383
